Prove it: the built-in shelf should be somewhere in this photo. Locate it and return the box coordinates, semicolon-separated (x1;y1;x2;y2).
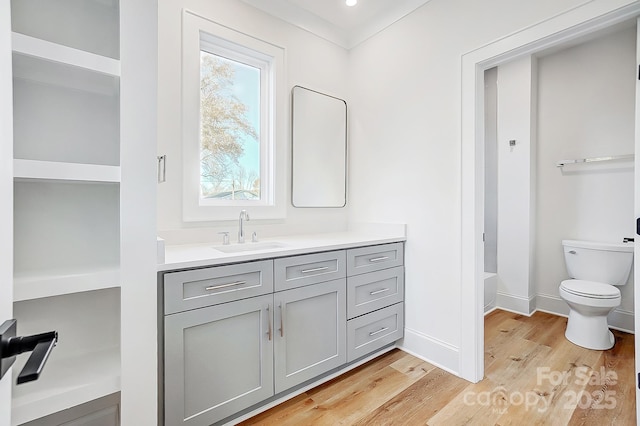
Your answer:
9;0;127;423
12;32;120;77
13;159;121;182
11;347;120;426
14;267;120;302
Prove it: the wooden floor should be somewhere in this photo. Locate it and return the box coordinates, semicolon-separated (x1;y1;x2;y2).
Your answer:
240;310;635;425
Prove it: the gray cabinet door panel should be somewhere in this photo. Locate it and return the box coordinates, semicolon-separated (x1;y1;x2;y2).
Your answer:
274;279;346;393
164;260;274;314
347;266;404;319
164;295;274;425
274;251;346;291
346;243;404;276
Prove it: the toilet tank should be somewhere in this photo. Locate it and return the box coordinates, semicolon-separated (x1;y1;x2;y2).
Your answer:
562;240;633;286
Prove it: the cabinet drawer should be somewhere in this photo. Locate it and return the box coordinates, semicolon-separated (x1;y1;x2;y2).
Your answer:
164;260;273;314
274;250;346;291
346;243;404;276
347;302;404;362
347;266;404;319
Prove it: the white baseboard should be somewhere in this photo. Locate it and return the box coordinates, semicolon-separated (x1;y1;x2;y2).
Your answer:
535;293;569;316
484;304;498;316
495;291;536;315
399;328;459;375
536;293;634;334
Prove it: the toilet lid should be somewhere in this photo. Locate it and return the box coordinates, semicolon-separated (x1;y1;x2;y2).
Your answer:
560;280;620;299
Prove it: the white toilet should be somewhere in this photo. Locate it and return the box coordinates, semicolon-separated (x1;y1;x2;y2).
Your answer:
559;240;633;350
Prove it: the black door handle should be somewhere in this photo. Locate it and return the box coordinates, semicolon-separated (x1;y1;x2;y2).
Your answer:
0;319;58;384
16;337;57;384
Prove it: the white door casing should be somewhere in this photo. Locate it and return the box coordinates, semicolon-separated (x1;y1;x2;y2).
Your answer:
0;0;14;421
634;16;640;421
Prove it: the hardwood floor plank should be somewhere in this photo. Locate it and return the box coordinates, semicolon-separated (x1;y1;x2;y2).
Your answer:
447;336;556;425
484;313;535;345
521;312;568;348
486;336;553;384
567;330;636;426
237;393;316;426
426;377;506;425
485;317;538;374
494;334;602;425
389;353;438;379
353;366;469;425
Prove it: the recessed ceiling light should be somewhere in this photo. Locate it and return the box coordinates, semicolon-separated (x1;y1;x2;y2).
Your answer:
346;0;357;6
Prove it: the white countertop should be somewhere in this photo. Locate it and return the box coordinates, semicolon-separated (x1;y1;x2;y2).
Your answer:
159;231;406;271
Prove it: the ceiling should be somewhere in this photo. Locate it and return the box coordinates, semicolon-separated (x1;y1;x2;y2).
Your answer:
240;0;431;49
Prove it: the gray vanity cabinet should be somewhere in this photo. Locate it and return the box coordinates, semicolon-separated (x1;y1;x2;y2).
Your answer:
164;294;274;426
273;278;346;393
161;241;404;425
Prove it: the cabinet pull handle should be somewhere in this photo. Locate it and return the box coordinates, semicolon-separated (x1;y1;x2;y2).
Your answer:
157;155;166;183
370;288;390;296
205;281;246;291
266;305;272;341
279;303;284;337
369;327;389;336
368;256;389;263
300;266;329;274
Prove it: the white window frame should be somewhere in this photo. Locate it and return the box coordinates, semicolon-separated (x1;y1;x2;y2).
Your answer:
182;10;286;221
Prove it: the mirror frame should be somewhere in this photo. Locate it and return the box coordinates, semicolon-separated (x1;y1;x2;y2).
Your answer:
291;85;347;208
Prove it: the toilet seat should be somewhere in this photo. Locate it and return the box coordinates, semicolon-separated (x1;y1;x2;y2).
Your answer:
560;279;620;299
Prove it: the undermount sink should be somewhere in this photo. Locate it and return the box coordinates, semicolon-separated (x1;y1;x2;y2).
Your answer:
212;241;288;254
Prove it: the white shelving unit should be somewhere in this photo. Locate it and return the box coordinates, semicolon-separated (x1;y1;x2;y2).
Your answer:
14;159;121;183
9;0;124;423
13;267;120;302
12;32;120;77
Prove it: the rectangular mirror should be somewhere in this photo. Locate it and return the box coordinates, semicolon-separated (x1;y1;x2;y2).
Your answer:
291;85;347;208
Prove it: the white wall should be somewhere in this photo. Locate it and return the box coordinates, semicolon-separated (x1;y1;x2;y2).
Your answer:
347;0;594;372
535;26;636;331
157;0;351;244
495;57;537;315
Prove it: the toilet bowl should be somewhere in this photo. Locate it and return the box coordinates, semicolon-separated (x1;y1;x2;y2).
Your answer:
559;280;620;349
559;240;632;350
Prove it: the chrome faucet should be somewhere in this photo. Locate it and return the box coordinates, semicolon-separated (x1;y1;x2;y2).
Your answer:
238;210;250;243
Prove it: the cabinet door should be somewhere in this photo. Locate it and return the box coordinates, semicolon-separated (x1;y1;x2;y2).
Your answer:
164;295;274;426
274;279;346;393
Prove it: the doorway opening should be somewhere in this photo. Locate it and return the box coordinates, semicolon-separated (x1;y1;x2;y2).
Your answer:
480;24;637;422
459;2;640;404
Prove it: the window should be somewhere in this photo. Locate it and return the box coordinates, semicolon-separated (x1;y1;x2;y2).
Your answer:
182;11;286;221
